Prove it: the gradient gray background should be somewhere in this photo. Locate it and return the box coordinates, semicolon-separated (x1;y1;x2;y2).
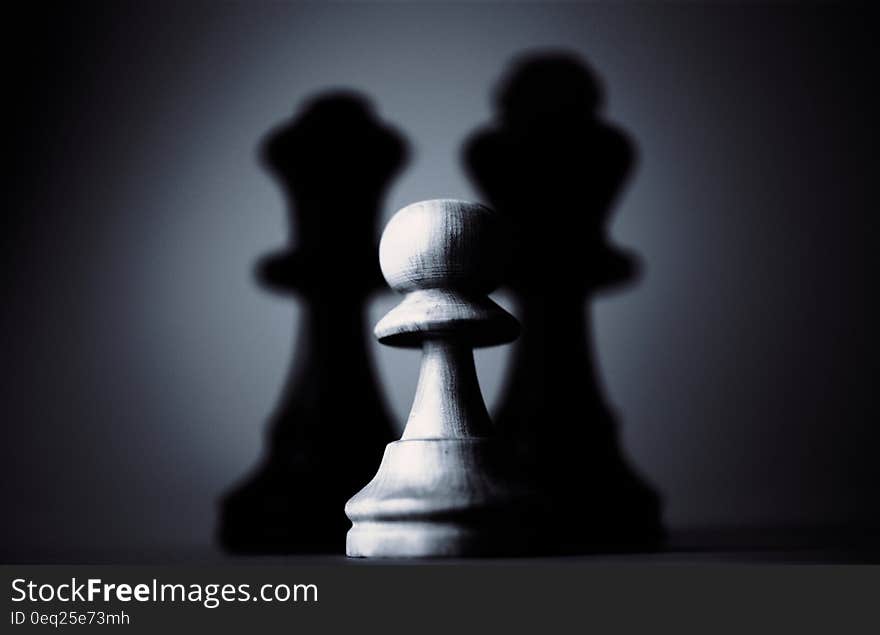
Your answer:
3;2;877;559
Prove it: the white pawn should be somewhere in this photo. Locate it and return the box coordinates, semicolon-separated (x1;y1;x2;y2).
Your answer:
345;199;541;557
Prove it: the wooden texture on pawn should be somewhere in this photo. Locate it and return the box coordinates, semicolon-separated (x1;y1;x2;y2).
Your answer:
345;199;540;557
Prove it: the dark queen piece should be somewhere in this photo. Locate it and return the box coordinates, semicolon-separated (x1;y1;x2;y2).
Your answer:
464;53;664;551
219;93;404;553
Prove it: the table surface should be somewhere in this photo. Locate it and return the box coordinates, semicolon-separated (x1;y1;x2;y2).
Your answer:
5;528;878;564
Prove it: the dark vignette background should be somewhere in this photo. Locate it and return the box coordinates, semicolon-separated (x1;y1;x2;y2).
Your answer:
3;1;877;561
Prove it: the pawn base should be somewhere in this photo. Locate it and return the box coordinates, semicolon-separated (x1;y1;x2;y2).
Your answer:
347;520;538;558
345;438;541;558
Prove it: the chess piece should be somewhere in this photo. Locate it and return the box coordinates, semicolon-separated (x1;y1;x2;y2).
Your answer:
219;92;404;553
345;199;541;557
464;53;663;551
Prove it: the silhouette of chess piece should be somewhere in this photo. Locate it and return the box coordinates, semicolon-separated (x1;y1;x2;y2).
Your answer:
345;199;543;557
219;92;405;553
464;53;664;551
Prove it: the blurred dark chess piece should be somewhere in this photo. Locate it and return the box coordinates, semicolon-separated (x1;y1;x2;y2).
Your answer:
346;199;543;557
219;92;405;553
464;52;664;551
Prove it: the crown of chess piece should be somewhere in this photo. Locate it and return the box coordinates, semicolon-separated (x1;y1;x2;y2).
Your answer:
464;53;663;551
219;92;403;553
345;199;542;557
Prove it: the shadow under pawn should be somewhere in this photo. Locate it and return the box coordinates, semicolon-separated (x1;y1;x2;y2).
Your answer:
464;52;664;552
219;93;406;553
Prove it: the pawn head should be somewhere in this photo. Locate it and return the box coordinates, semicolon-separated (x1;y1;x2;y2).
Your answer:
379;199;511;294
375;199;519;348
